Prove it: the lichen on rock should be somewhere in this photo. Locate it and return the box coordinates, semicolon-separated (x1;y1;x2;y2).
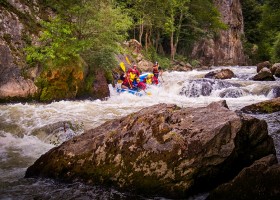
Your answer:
25;101;276;198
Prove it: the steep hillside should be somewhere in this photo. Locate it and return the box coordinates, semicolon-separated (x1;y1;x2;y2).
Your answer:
0;0;109;102
191;0;246;66
0;0;42;100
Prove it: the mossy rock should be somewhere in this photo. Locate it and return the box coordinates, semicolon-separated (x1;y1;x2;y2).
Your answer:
241;97;280;114
36;58;85;102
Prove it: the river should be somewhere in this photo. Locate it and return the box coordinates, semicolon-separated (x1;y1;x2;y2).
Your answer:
0;66;279;199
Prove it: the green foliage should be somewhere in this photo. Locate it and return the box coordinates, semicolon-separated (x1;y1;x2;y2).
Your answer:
117;0;226;59
26;0;132;70
242;0;280;63
143;46;170;69
189;0;227;33
25;17;84;67
272;32;280;62
77;3;132;68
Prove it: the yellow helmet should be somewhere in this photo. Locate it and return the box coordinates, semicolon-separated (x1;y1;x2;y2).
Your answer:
147;74;153;78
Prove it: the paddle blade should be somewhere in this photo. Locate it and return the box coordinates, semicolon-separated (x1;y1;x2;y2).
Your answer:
120;62;126;72
125;56;131;65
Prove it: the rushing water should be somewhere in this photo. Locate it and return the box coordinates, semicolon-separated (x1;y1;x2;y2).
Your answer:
0;66;279;199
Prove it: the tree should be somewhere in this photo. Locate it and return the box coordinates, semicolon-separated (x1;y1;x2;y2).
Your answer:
25;17;83;66
244;0;280;62
272;33;280;62
26;0;132;69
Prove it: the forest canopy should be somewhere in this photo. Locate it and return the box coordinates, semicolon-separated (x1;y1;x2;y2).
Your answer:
26;0;280;70
26;0;225;69
241;0;280;63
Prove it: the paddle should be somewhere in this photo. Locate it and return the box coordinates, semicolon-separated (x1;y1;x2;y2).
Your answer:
125;56;131;65
122;58;151;96
144;90;152;96
120;62;126;72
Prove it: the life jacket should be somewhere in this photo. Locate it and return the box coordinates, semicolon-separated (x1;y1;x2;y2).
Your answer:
153;65;159;74
152;76;159;85
134;69;140;77
144;77;152;84
122;78;133;88
128;72;136;81
137;82;146;90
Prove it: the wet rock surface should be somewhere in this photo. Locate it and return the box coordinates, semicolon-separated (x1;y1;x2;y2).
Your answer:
207;154;280;200
241;97;280;114
26;101;276;198
204;69;235;79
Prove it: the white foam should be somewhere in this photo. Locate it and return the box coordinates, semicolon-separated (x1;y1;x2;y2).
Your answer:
0;67;278;181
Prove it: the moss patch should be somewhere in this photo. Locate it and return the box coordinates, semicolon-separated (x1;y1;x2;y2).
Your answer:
241;98;280;114
35;58;85;102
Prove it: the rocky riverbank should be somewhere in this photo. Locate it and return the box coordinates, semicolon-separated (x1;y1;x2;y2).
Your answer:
25;101;278;198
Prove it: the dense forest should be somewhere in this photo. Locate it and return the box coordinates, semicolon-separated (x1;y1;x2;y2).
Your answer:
26;0;280;70
25;0;225;70
241;0;280;63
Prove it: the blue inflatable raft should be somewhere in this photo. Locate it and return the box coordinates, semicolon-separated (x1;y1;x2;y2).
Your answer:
116;88;144;96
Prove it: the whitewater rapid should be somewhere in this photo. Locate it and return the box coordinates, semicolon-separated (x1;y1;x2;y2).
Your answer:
0;66;279;199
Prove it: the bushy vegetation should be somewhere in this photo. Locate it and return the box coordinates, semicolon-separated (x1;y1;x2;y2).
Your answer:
241;0;280;63
26;0;226;70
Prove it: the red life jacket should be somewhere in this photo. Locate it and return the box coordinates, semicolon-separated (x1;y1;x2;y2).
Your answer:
137;82;146;90
152;76;159;85
122;78;133;88
153;65;159;74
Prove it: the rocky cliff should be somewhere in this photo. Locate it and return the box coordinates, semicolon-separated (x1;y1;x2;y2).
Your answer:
0;0;40;100
0;0;109;102
192;0;246;66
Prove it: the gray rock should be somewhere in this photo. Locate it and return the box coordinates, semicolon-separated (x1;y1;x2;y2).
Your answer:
253;68;275;81
270;63;280;75
207;154;280;200
205;69;235;79
241;97;280;114
257;61;271;73
25;102;276;198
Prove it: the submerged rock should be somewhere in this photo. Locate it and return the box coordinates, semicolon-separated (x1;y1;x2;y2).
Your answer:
241;97;280;114
25;101;276;198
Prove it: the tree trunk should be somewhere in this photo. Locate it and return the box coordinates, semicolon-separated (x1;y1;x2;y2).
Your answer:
155;31;160;52
139;19;144;45
170;31;175;60
145;30;148;51
173;11;183;59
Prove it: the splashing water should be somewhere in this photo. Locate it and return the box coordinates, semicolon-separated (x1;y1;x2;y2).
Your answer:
0;66;279;199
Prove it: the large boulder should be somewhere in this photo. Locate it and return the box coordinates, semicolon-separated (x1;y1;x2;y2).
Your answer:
0;76;37;100
241;97;280;114
25;101;276;198
205;69;235;79
271;63;280;78
270;63;280;75
252;68;275;81
257;61;272;73
207;154;280;200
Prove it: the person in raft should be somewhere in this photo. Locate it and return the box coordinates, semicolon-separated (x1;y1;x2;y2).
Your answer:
132;64;140;77
121;73;133;89
133;78;146;91
143;74;154;85
152;61;159;78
